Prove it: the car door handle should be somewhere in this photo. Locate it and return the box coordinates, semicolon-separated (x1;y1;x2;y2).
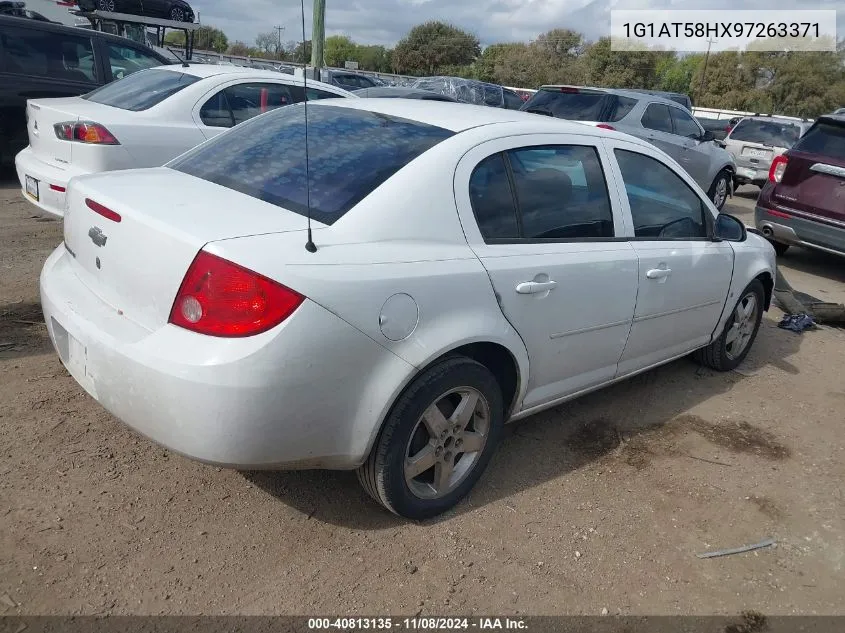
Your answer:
516;280;557;294
646;268;672;279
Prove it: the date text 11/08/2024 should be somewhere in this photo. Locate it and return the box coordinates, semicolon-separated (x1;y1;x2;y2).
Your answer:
308;617;528;630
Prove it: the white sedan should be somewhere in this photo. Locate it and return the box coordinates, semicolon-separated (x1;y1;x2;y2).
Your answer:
15;64;354;217
40;99;776;519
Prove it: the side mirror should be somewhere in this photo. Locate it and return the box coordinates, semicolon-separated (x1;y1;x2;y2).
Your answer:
701;130;716;142
714;213;747;242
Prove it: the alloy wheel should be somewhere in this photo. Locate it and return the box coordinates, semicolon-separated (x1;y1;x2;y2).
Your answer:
725;291;759;360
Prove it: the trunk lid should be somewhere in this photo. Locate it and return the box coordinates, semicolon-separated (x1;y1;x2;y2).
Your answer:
63;168;314;332
27;97;125;168
775;118;845;222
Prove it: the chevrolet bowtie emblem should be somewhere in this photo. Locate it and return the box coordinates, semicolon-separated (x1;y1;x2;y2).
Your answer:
88;226;107;247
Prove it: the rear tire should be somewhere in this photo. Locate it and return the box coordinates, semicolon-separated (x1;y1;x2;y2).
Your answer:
708;170;731;210
357;357;504;520
772;241;790;256
694;279;764;371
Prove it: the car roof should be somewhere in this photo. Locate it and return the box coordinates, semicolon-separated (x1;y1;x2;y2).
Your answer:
736;115;811;126
310;97;623;135
537;85;680;107
154;63;347;91
354;87;458;101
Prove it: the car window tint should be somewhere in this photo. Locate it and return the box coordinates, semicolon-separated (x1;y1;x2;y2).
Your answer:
641;104;673;133
730;119;803;148
615;149;707;239
84;68;200;111
306;87;339;100
521;90;608;120
608;96;637;122
0;27;96;82
171;104;454;225
792;121;845;159
502;90;524;110
508;146;613;240
224;82;305;125
670;107;701;138
106;43;162;80
468;154;519;240
199;90;234;127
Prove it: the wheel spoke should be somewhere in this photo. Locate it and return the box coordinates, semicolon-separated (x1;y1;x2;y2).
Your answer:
461;431;485;453
433;460;454;493
421;403;449;437
725;324;741;347
405;444;437;480
743;296;756;319
451;390;479;430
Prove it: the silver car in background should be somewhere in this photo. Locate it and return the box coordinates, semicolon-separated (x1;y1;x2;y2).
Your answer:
723;116;813;190
521;86;737;209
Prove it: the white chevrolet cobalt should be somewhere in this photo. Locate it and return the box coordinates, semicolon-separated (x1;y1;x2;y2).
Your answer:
40;99;776;519
16;64;353;218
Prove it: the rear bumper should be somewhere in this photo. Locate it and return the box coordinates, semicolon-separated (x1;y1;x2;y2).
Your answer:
15;146;89;218
734;164;768;185
755;205;845;257
40;246;415;469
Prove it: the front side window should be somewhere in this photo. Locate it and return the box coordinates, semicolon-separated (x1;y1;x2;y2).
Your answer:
225;82;305;125
0;27;97;83
171;104;454;225
106;43;163;80
641;103;673;134
468;145;613;242
670;106;702;138
615;149;708;239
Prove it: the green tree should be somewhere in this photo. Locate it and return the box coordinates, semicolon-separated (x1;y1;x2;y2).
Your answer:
355;45;392;72
255;31;284;59
392;21;481;75
583;38;671;89
287;40;312;64
656;54;702;95
325;35;357;67
169;26;227;53
227;41;252;57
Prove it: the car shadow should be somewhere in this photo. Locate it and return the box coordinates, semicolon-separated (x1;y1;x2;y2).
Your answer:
244;316;804;529
734;185;761;201
0;165;19;189
0;301;52;360
778;249;845;287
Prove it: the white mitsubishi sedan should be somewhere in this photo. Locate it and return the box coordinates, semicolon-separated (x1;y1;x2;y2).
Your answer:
40;99;776;519
15;64;354;218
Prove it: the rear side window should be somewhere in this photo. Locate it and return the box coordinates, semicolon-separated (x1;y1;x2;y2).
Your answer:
641;104;673;133
201;82;306;128
792;121;845;159
0;27;97;83
105;42;163;80
730;119;804;149
468;145;614;242
171;104;454;225
608;96;637;122
84;69;200;111
521;90;608;120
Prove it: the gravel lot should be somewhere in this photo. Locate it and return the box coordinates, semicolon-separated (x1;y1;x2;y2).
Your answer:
1;173;844;616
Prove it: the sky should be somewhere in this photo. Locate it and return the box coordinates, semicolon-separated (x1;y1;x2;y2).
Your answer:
194;0;844;51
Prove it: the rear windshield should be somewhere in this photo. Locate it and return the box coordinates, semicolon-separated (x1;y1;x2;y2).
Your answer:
170;104;455;225
791;121;845;159
521;90;636;122
83;69;200;111
729;119;802;148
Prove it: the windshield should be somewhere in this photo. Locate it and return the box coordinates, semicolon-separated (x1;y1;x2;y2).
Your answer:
83;69;200;111
792;121;845;159
729;119;802;148
170;104;455;225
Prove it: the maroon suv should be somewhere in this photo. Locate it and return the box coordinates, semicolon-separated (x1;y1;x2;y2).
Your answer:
755;114;845;257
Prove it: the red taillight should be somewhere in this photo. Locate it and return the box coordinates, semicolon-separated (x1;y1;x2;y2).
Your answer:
559;87;580;93
769;155;788;183
54;121;119;145
49;184;66;192
767;209;792;219
596;123;615;130
85;198;122;223
169;251;305;338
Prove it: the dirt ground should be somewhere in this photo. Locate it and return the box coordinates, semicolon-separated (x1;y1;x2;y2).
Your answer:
1;173;844;617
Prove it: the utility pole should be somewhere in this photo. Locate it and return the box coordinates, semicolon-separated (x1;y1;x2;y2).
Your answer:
697;38;716;101
310;0;326;71
274;25;285;59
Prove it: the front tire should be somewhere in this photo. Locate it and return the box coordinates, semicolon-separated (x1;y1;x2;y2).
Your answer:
694;279;764;371
357;357;504;519
709;170;731;210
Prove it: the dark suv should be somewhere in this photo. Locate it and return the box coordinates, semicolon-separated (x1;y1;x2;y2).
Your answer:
755;114;845;257
0;15;169;164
